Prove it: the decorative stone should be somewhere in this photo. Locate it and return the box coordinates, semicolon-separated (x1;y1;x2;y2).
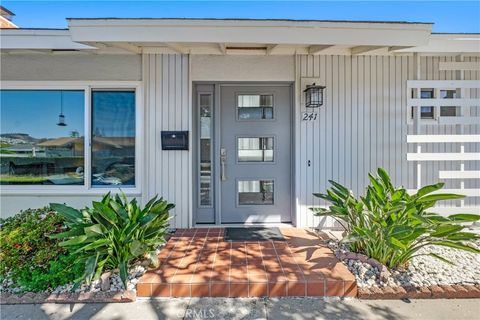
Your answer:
100;271;112;291
403;286;432;299
345;252;357;260
429;285;446;298
366;258;382;269
356;254;369;263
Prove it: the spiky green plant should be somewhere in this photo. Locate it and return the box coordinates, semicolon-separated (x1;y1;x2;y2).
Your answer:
311;168;480;269
50;192;174;288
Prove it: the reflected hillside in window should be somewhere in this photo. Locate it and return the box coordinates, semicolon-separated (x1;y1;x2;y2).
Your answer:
0;90;85;185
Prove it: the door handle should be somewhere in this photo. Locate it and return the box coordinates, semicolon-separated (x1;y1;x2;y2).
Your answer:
220;147;227;181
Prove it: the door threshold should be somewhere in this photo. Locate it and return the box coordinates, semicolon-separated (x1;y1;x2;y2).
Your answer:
194;222;294;228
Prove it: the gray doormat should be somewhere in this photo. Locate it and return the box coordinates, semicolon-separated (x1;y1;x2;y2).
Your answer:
224;227;285;241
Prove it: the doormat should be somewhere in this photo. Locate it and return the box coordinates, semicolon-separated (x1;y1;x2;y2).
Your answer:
224;227;285;241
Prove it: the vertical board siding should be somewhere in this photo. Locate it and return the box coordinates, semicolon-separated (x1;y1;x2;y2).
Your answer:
297;54;479;227
143;53;191;228
297;55;414;227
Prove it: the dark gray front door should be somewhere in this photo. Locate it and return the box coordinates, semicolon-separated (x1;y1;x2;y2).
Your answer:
220;85;292;223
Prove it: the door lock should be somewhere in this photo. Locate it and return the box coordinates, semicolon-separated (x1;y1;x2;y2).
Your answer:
220;147;227;181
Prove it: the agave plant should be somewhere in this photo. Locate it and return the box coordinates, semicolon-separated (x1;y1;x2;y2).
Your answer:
50;192;174;288
311;168;480;269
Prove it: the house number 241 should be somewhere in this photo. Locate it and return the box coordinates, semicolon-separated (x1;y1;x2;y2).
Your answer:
302;112;318;121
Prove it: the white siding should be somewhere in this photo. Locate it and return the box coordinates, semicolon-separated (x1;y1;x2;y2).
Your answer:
296;54;480;228
143;53;192;228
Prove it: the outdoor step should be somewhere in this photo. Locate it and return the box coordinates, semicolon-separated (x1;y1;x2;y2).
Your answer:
137;228;357;298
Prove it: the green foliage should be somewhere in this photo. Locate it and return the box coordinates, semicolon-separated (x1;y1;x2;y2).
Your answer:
311;168;480;269
51;192;174;288
0;208;83;292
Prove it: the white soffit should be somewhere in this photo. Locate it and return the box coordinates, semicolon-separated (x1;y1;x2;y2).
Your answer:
67;18;433;47
0;29;96;50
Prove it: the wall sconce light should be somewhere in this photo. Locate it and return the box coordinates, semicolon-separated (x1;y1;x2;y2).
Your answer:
304;83;326;108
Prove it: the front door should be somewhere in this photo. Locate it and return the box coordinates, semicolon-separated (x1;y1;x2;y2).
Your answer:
220;85;292;223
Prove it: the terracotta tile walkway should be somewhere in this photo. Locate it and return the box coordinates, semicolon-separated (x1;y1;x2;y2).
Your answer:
137;228;357;298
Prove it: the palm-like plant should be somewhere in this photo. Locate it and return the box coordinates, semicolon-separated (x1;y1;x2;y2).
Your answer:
311;168;480;269
50;192;174;288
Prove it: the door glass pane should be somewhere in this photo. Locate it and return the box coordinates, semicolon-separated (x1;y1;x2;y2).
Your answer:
238;180;274;205
91;91;135;187
237;94;273;120
238;137;273;162
199;94;212;206
0;90;85;185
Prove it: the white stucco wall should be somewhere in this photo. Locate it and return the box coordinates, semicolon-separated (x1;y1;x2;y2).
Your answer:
191;55;294;81
0;53;141;81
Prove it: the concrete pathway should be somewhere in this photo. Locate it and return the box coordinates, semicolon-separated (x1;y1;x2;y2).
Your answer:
2;298;480;320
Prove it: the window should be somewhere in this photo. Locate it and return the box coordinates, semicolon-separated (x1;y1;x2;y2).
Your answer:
237;94;273;120
0;87;137;188
199;93;213;206
91;91;136;187
238;179;274;205
237;137;274;162
0;90;85;185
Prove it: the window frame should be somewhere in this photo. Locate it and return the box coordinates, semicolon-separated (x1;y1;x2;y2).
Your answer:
0;81;142;196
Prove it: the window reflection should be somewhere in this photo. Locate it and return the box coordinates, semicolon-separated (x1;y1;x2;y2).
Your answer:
238;137;273;162
199;94;213;206
0;90;85;185
238;180;274;205
237;94;273;120
91;91;135;186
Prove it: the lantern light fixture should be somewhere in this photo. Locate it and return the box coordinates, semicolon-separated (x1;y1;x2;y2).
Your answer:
57;91;67;126
304;83;326;108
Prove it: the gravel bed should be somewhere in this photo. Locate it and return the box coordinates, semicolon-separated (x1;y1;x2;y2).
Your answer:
329;240;480;289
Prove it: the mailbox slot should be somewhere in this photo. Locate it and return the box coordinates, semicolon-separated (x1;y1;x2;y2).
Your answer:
161;131;189;150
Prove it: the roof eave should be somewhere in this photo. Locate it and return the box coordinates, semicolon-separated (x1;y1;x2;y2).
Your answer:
67;18;433;47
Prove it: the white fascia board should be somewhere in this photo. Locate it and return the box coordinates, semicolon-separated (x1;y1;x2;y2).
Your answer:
395;34;480;53
68;19;432;47
0;29;96;50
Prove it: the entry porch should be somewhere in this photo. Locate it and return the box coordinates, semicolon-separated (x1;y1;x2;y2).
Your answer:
137;228;357;298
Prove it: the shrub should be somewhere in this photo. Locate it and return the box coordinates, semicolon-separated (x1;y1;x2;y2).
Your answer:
51;192;174;288
0;208;83;292
311;168;480;269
